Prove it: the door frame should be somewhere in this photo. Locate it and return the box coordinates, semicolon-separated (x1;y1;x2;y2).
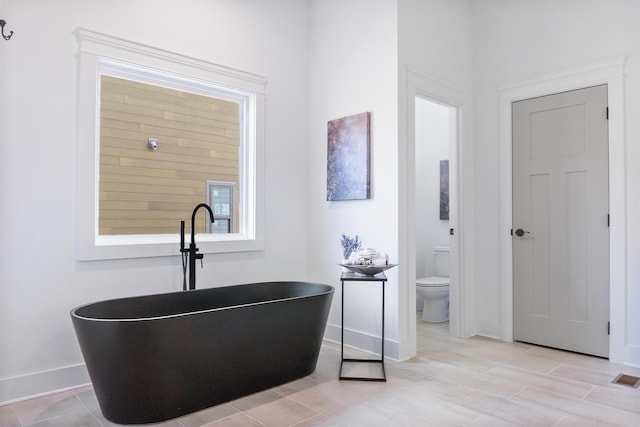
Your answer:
498;57;627;362
400;67;474;360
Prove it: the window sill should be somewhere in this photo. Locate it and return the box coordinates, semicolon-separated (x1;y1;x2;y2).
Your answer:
77;234;264;261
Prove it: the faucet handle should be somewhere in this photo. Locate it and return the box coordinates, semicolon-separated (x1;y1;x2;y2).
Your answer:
195;252;204;268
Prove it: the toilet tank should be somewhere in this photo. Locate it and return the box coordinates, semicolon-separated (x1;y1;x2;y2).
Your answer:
432;246;450;277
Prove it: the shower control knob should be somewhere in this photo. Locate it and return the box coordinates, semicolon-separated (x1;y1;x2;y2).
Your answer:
515;228;529;237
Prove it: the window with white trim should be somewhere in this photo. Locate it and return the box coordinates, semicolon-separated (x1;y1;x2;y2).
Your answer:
76;29;265;260
207;181;237;234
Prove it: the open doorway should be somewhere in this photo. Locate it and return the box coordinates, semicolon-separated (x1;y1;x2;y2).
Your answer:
414;97;456;348
401;68;470;360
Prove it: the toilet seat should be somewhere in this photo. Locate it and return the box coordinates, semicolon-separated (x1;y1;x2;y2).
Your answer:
417;277;449;287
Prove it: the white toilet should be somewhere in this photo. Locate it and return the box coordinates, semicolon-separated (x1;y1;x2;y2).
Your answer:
416;246;450;323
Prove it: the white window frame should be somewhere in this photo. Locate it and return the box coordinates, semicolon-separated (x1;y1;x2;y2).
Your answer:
75;28;265;260
206;181;237;234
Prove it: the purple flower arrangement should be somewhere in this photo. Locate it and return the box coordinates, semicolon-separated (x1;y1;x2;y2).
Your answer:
340;234;362;260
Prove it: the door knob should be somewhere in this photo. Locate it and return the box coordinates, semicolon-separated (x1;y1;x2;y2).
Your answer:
515;228;530;237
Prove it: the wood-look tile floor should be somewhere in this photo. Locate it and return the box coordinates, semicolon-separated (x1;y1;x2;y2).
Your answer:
2;320;640;426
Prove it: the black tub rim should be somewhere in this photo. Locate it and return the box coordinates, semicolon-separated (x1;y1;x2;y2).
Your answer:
70;281;334;323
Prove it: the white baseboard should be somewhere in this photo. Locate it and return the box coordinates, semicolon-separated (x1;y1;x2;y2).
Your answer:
0;364;90;405
324;322;399;361
625;345;640;368
474;319;502;340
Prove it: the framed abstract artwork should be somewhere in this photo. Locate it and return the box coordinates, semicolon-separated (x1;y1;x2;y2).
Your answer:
326;112;371;201
440;159;449;220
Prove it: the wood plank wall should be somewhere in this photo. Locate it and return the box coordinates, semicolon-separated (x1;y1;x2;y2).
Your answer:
99;75;239;235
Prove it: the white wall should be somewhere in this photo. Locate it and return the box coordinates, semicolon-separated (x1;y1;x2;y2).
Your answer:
308;0;400;357
308;0;474;362
0;0;310;403
415;98;451;278
399;0;474;89
472;0;640;366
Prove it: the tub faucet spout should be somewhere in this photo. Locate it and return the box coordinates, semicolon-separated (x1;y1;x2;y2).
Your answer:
180;203;215;290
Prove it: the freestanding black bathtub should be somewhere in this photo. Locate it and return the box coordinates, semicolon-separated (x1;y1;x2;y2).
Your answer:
71;281;333;424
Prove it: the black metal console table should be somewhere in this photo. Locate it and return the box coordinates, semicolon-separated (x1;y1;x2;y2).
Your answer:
339;271;387;382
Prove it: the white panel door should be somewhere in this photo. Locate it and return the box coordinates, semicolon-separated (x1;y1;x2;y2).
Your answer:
512;85;609;357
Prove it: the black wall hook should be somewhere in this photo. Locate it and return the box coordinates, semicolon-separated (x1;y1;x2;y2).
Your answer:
0;19;14;41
